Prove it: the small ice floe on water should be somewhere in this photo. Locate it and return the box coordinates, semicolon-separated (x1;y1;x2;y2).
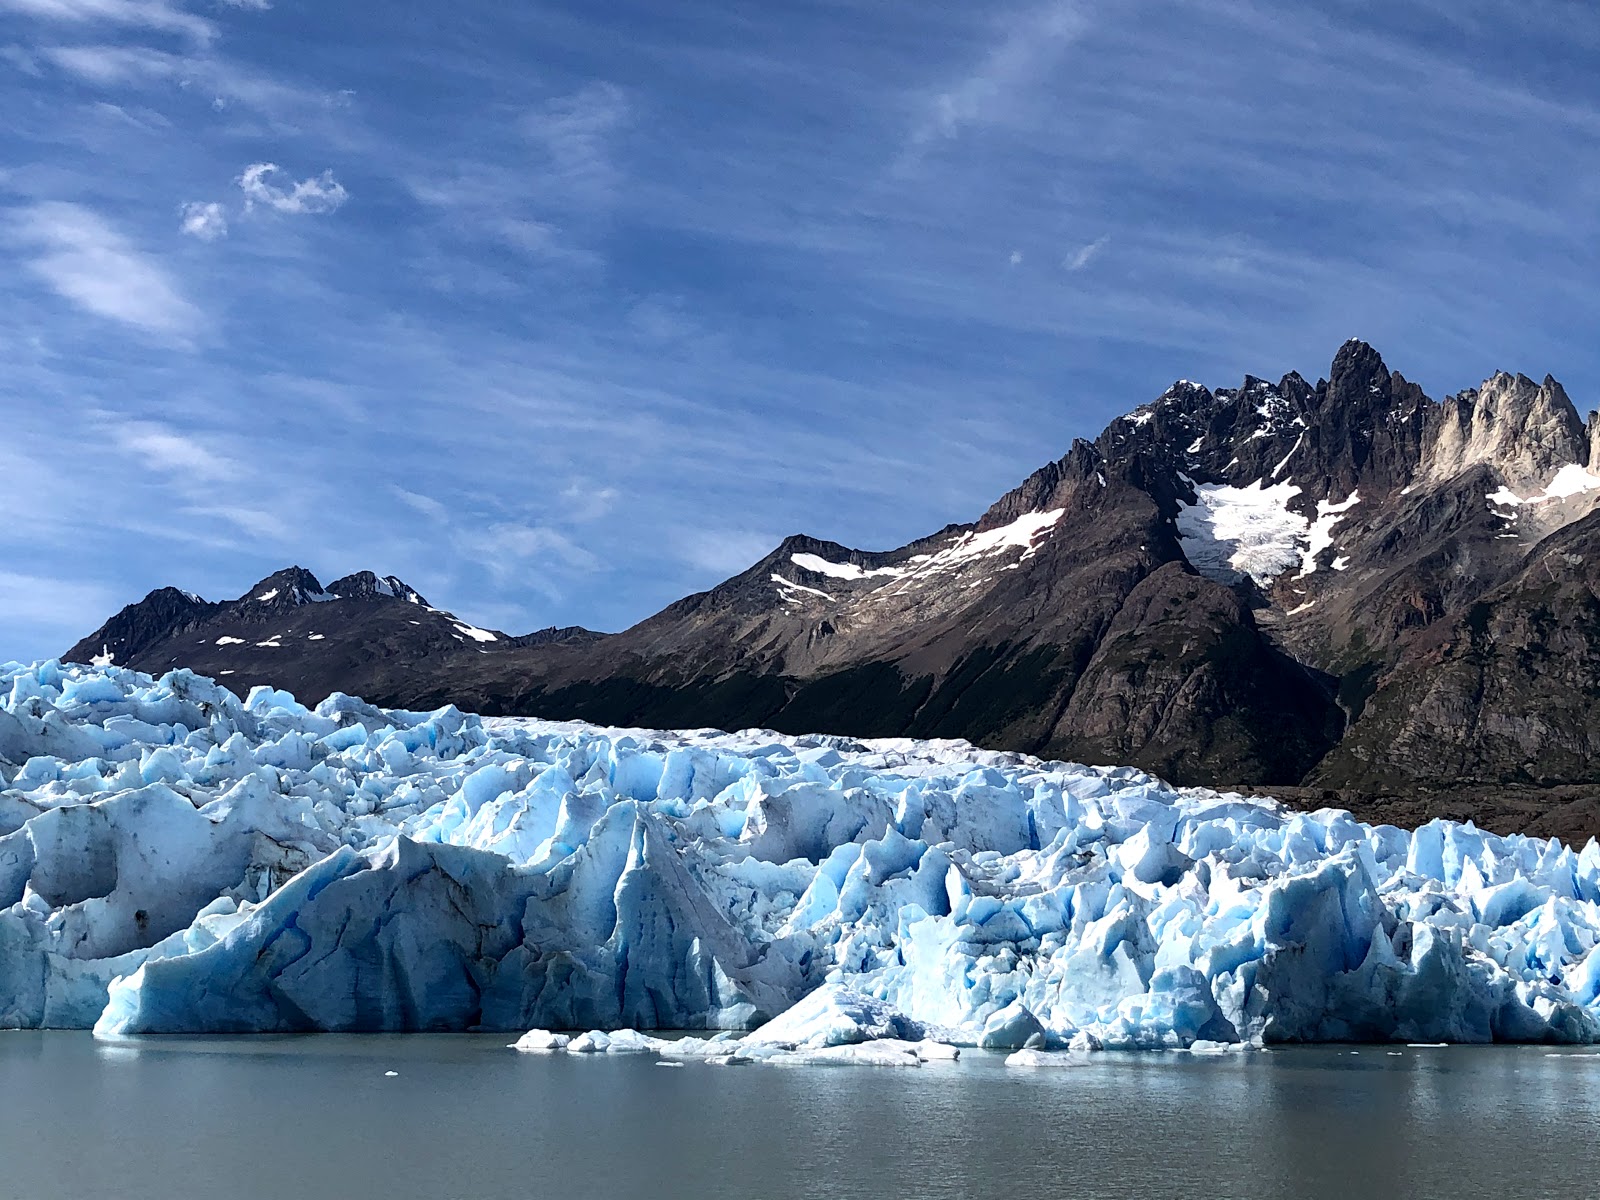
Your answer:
384;1071;398;1077
1407;1043;1449;1048
1005;1049;1093;1068
1183;1040;1251;1055
656;1061;684;1068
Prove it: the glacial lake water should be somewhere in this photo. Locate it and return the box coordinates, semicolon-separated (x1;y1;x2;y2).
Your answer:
5;1034;1600;1199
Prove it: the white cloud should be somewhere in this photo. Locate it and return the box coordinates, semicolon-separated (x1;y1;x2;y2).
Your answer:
459;522;600;586
109;419;234;479
187;503;289;540
393;487;447;520
674;529;776;577
39;43;338;120
0;0;215;42
9;202;199;337
1;44;43;74
520;81;629;200
237;162;348;214
486;523;600;572
560;481;619;523
908;1;1087;148
179;199;226;240
40;43;178;84
1064;234;1109;271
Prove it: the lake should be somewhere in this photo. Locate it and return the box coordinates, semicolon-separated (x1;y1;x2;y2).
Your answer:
4;1033;1598;1199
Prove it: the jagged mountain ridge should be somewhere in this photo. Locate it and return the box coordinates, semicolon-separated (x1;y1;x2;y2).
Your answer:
65;566;598;708
65;341;1600;834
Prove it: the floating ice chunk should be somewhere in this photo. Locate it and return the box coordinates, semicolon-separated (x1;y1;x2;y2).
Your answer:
979;1002;1047;1051
600;1029;671;1054
745;983;925;1048
767;1040;925;1067
1185;1039;1247;1054
511;1029;571;1053
1005;1048;1091;1067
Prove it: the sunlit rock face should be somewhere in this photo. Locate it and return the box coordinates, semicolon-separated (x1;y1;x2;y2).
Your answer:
4;660;1600;1048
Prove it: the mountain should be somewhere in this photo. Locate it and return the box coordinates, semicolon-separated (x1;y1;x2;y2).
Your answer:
64;567;598;708
67;341;1600;836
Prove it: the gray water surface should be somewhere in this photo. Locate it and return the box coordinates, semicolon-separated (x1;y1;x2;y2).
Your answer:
4;1033;1598;1199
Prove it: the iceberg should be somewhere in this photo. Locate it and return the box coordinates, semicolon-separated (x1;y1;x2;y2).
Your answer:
3;659;1600;1049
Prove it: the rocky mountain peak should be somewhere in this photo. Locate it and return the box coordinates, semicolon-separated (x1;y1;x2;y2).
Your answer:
326;571;429;606
239;567;333;607
72;586;216;668
1326;337;1388;391
1424;370;1587;491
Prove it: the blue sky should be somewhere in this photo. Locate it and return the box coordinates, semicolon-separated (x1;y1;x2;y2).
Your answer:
4;0;1600;660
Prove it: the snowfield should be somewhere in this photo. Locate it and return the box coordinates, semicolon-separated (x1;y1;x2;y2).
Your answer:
4;660;1600;1051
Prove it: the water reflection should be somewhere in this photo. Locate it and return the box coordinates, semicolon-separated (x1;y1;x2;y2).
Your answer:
4;1035;1599;1200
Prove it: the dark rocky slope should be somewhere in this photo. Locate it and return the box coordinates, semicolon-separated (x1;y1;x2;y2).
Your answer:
66;341;1600;835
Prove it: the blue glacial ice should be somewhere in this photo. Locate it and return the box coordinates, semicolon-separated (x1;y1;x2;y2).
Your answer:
4;659;1600;1049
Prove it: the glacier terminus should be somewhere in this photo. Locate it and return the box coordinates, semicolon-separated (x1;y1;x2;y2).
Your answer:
4;659;1600;1053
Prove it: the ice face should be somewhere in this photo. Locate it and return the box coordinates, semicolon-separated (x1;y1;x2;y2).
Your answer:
4;659;1600;1047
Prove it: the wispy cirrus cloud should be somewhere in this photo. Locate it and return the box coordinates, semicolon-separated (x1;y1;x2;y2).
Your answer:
0;0;215;43
7;201;198;337
38;42;346;123
520;80;629;201
405;81;628;268
1064;235;1108;271
109;419;234;479
904;0;1087;152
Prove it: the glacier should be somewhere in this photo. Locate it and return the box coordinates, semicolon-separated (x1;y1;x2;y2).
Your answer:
4;659;1600;1049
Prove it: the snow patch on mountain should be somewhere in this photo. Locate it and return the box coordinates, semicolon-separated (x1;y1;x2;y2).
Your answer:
1176;480;1308;586
786;510;1065;600
790;554;904;582
1297;492;1361;578
1177;482;1363;588
1490;465;1600;509
772;574;836;605
892;509;1066;583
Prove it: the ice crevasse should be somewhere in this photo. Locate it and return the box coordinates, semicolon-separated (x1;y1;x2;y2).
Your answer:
3;660;1600;1049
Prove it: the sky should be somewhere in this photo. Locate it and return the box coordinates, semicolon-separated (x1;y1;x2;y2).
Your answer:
4;0;1600;660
